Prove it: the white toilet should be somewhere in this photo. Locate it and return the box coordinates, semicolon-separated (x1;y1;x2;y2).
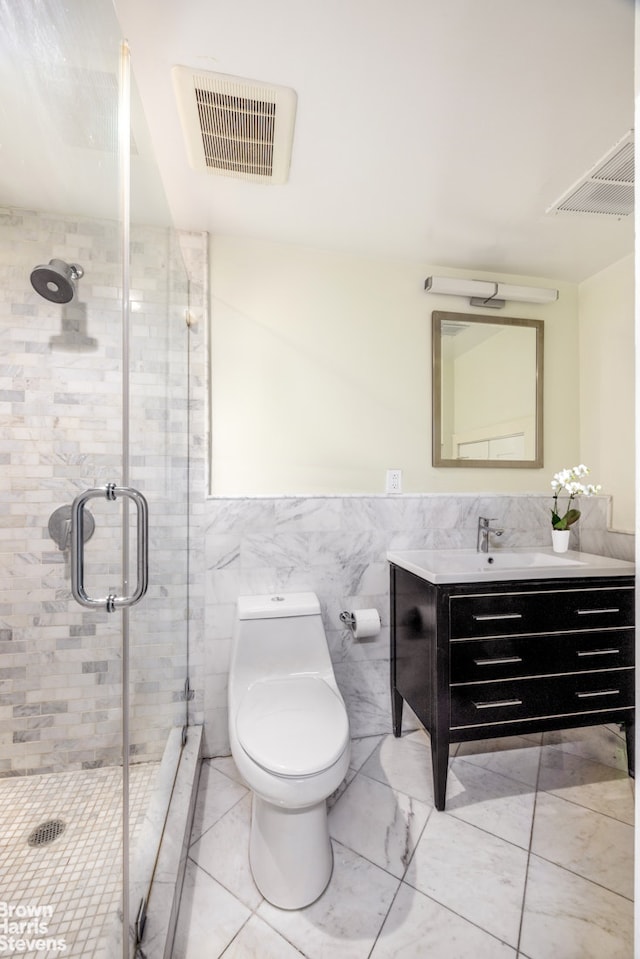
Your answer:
228;592;351;909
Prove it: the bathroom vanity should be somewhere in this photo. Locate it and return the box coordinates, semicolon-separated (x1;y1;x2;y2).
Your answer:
388;548;635;810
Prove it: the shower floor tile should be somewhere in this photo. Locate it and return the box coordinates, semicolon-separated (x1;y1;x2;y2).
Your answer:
0;763;158;958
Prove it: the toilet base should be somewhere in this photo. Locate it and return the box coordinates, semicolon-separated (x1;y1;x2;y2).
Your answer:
249;795;333;909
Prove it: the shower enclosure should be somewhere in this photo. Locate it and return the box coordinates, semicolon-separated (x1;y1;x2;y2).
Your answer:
0;1;199;956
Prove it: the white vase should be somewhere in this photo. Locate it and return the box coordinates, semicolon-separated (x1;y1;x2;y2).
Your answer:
551;529;571;553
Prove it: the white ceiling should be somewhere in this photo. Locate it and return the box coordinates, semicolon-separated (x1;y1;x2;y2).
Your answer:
4;1;633;285
113;0;635;283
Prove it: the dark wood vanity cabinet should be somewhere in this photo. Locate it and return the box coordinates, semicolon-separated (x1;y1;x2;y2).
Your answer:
390;565;635;810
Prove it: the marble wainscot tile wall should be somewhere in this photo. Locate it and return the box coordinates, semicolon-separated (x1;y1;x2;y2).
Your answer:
578;496;635;562
202;492;627;756
0;208;206;775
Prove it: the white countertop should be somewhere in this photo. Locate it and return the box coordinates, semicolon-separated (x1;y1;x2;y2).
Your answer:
386;547;635;585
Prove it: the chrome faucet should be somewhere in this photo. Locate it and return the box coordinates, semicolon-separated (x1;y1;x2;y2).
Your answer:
477;516;504;553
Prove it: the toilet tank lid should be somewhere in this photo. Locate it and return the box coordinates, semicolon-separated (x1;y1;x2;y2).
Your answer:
237;592;321;620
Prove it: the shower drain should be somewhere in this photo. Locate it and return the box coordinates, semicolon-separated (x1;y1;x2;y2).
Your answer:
27;819;66;847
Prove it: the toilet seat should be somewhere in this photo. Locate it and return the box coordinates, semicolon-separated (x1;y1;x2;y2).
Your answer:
236;676;349;778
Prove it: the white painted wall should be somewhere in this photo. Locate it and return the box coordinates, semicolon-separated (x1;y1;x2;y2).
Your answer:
210;235;580;497
578;254;635;531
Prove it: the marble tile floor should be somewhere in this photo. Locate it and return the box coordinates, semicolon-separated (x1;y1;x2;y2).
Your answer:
172;725;634;959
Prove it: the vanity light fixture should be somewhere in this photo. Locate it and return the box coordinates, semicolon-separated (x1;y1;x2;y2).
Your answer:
424;276;558;309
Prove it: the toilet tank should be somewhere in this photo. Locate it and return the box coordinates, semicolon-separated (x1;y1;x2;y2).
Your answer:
237;593;321;620
232;592;333;681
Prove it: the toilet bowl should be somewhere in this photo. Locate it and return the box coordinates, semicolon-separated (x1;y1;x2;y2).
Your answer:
228;592;350;909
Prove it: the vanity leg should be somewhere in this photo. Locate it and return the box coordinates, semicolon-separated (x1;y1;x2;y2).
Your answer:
624;721;635;778
432;734;449;811
391;688;403;737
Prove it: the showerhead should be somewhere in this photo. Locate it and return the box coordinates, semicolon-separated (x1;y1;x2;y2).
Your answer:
30;259;84;304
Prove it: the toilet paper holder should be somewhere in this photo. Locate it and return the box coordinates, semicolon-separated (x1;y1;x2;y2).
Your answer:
339;608;381;639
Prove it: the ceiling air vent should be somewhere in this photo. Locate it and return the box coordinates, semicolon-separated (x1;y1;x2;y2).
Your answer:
546;131;634;217
172;66;297;184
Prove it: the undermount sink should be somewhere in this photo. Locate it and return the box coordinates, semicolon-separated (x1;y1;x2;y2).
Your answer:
386;547;635;584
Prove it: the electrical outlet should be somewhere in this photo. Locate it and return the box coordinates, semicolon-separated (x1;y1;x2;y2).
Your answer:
386;469;402;494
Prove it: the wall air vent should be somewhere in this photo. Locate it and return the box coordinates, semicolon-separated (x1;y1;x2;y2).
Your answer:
546;131;634;217
172;66;297;184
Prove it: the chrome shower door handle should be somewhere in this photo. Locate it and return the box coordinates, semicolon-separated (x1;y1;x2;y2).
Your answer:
70;484;149;612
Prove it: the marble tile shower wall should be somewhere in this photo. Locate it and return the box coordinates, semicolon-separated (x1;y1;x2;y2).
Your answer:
202;492;622;756
0;208;206;776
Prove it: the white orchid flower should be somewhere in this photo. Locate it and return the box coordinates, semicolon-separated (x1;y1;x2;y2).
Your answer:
550;465;601;530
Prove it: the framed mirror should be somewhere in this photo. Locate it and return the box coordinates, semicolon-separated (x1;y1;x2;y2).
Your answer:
432;311;544;468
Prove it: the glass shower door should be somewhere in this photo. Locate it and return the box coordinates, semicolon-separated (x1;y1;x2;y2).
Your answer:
0;3;190;957
124;221;192;954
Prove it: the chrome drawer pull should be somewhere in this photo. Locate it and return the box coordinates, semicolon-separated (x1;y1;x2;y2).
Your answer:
577;648;620;657
576;689;620;699
472;613;523;622
473;698;523;709
473;656;523;666
576;607;620;615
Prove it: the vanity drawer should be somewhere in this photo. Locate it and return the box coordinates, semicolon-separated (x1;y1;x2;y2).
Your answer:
450;629;635;683
450;586;634;639
450;667;635;728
